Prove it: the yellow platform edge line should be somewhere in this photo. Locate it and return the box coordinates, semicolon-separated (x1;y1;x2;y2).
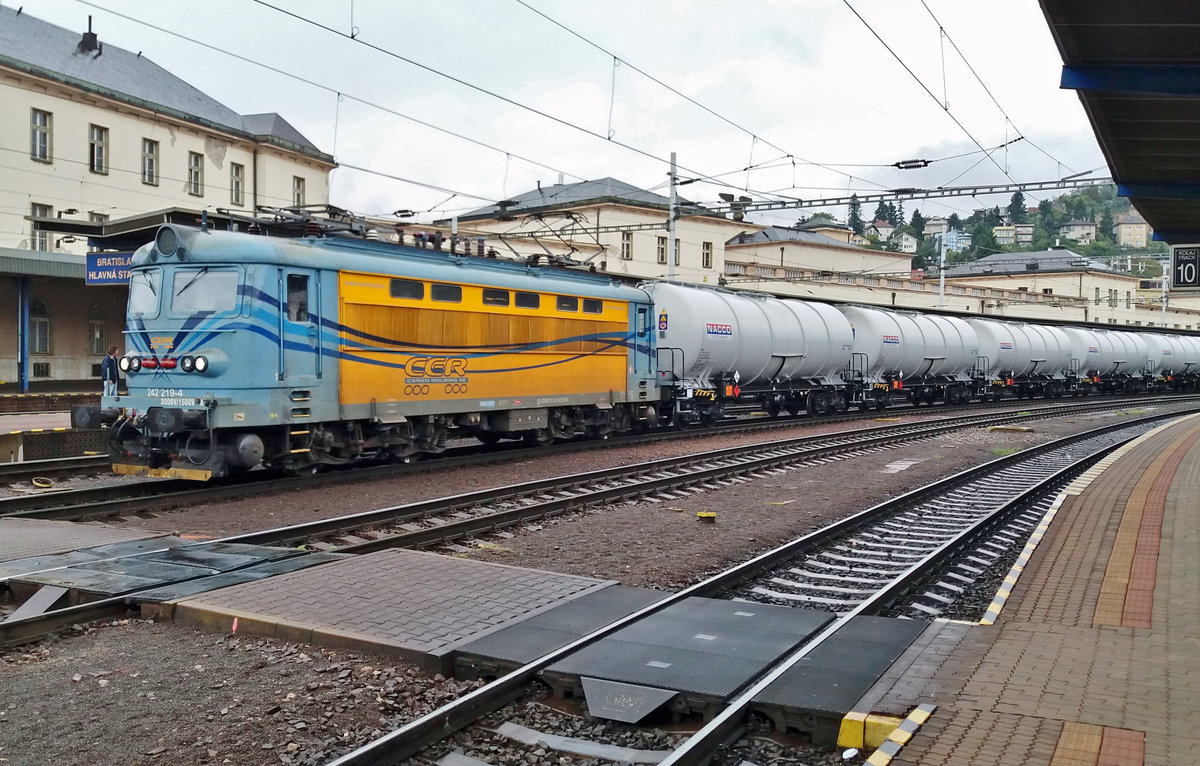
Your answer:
861;704;938;765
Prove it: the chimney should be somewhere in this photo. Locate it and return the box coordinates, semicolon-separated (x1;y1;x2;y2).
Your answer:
78;16;100;54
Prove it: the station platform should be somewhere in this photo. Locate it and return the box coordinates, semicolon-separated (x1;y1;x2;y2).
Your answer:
0;390;97;415
857;412;1200;766
0;411;101;462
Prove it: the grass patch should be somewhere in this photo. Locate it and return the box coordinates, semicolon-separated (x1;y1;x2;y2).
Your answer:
991;446;1020;456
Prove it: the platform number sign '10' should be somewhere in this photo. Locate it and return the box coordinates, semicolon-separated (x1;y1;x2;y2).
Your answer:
1172;245;1200;291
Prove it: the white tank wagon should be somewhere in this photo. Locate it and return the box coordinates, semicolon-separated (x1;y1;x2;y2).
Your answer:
1021;324;1072;377
1062;326;1116;379
967;318;1023;382
838;306;978;406
839;306;926;381
644;281;854;420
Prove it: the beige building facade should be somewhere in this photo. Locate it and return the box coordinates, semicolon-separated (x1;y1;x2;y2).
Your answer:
0;7;334;388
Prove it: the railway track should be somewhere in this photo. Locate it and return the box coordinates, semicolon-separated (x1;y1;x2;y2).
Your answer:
0;396;1180;523
321;411;1164;766
0;396;1186;523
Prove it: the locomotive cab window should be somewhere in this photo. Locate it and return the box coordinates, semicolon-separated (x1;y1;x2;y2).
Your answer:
515;291;540;309
556;296;578;312
431;283;461;303
128;268;162;319
171;267;239;314
583;299;603;314
482;288;509;306
287;274;309;322
390;278;424;300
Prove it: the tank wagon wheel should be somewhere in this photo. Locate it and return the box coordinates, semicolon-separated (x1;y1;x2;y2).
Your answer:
835;392;850;412
765;398;782;418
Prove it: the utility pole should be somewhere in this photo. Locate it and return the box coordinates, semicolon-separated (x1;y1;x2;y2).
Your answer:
938;233;947;309
668;152;677;281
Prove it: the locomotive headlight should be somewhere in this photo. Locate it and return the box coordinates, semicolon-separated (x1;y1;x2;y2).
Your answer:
193;355;209;373
128;356;142;373
180;355;195;372
119;356;130;372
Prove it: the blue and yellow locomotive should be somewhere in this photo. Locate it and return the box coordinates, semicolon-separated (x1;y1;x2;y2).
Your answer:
80;223;661;479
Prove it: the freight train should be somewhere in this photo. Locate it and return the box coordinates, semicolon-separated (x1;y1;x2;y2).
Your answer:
73;220;1200;480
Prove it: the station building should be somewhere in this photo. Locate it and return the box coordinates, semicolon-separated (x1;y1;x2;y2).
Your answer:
0;6;333;390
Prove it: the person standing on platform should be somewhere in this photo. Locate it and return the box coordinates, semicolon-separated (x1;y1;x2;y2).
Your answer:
101;345;119;396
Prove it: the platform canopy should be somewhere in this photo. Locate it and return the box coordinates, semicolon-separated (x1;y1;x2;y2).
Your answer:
1042;1;1200;244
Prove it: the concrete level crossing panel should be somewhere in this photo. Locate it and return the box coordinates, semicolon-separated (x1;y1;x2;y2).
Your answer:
170;548;615;673
0;518;168;563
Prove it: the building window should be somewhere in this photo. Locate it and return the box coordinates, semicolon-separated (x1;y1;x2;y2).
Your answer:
29;299;50;354
656;236;667;264
30;109;52;162
674;238;681;266
620;231;632;260
187;152;204;196
142;139;159;185
1042;288;1053;295
702;242;713;269
1094;287;1101;304
88;124;108;174
292;176;306;206
230;163;244;206
88;303;106;355
88;212;109;253
1126;291;1131;309
30;203;51;251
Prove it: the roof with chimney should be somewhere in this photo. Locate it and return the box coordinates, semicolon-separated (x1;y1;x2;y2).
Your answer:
0;6;331;162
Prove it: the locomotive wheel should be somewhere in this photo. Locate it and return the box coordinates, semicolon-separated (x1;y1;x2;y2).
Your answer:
525;429;554;447
477;432;502;446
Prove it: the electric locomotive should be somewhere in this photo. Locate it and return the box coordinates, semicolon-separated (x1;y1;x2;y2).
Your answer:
75;223;661;479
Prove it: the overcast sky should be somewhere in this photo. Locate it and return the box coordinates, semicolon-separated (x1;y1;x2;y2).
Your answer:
19;0;1107;227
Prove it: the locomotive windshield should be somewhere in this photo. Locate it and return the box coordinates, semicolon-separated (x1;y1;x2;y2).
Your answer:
128;267;162;318
170;267;240;314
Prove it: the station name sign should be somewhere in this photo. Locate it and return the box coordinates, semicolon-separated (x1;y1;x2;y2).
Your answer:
86;252;132;285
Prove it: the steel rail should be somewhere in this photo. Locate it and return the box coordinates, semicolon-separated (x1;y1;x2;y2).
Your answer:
0;395;1188;521
218;400;1148;551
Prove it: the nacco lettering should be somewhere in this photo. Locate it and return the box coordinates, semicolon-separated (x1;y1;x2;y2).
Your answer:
705;323;733;336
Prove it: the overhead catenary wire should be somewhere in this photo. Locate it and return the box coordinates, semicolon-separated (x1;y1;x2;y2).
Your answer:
510;0;888;191
917;0;1081;178
73;0;585;208
841;0;1020;190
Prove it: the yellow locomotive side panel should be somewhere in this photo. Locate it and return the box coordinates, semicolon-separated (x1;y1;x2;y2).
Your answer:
337;271;632;406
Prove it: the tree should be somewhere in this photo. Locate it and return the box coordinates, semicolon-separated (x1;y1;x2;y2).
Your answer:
909;209;927;239
968;223;999;259
892;201;905;227
872;200;890;224
1007;191;1028;223
947;213;962;231
1099;210;1115;241
847;195;864;235
809;211;835;222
